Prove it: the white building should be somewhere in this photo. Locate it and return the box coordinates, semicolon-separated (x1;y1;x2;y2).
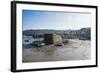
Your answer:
23;35;44;45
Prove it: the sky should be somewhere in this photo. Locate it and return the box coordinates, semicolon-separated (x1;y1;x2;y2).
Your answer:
22;10;91;30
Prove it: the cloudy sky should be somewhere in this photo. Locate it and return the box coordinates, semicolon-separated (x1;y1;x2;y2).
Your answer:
22;10;91;30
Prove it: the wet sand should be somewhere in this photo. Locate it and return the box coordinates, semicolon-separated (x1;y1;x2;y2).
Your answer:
22;39;91;63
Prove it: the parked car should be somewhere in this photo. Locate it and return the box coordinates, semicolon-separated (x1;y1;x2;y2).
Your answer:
55;42;64;46
79;37;89;40
62;39;68;44
31;41;45;47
